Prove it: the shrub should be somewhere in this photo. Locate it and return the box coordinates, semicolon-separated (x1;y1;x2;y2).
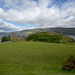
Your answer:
62;55;75;71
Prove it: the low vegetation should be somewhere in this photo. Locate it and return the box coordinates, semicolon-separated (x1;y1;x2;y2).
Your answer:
26;32;74;43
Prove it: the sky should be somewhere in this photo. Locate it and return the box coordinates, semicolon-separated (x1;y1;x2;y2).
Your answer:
0;0;75;32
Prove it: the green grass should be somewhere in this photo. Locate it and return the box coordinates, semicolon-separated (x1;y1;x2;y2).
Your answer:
0;41;75;75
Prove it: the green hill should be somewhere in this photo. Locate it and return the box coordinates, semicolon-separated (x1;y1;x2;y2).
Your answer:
26;32;74;43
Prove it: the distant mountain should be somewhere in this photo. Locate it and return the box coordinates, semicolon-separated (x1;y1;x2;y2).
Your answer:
14;28;75;35
49;28;75;35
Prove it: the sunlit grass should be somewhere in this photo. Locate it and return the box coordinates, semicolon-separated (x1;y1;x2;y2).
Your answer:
0;41;75;75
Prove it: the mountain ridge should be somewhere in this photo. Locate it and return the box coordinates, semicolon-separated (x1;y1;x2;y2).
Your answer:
17;27;75;35
0;27;75;36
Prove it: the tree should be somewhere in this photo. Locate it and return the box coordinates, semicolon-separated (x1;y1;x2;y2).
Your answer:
1;36;11;42
7;36;11;41
1;36;8;42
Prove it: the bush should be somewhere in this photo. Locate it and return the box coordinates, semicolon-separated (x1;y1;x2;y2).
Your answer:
62;55;75;71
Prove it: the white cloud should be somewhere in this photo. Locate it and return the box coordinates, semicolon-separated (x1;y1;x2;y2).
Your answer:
0;18;36;32
0;19;22;32
0;0;75;32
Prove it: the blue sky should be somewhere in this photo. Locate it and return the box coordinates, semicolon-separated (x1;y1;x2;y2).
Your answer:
0;0;75;32
4;19;36;28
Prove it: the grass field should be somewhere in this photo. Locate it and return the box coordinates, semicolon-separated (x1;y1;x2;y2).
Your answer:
0;41;75;75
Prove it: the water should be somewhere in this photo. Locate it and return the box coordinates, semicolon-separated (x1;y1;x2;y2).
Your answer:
67;35;75;40
0;36;1;42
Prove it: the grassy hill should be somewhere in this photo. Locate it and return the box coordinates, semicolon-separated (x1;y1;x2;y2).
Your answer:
0;41;75;75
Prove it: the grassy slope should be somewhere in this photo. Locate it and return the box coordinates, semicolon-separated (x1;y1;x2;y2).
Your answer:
0;41;75;75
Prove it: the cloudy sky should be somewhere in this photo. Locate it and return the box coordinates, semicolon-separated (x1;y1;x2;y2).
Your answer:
0;0;75;32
